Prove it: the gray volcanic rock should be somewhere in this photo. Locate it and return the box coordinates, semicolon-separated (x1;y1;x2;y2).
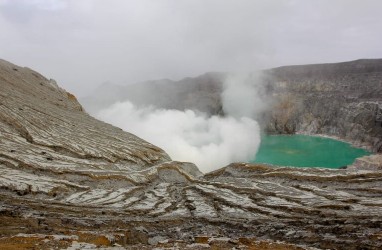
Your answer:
83;59;382;153
0;59;172;183
1;59;382;249
264;59;382;153
81;72;225;115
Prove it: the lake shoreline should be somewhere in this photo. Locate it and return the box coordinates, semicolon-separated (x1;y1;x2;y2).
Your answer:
253;134;371;169
295;132;372;151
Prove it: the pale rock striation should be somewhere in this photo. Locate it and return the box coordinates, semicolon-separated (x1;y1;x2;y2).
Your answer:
0;59;381;249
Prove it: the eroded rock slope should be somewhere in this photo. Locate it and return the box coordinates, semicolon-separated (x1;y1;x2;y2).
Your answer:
265;59;382;152
82;59;382;153
0;59;382;249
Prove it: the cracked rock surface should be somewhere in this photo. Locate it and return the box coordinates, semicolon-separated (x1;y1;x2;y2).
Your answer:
0;59;382;249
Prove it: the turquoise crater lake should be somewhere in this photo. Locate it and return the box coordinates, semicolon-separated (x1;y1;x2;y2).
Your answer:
251;134;370;168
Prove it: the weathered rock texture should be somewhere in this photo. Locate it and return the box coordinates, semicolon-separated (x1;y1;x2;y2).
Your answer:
82;59;382;152
1;59;382;249
264;59;382;153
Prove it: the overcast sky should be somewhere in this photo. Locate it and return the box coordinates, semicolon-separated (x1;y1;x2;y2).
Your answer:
1;0;381;96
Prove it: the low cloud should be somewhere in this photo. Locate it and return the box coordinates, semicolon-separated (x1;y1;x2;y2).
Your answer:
97;101;260;172
2;0;381;96
95;74;265;172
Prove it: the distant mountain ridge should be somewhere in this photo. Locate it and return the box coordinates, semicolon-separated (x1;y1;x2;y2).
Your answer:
81;71;226;115
269;58;382;76
1;58;382;249
82;58;382;152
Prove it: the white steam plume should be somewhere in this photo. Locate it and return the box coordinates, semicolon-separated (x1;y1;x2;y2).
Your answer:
222;73;268;119
95;73;264;172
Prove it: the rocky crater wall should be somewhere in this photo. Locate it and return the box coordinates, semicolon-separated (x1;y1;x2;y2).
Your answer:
1;59;381;249
264;59;382;152
82;59;382;152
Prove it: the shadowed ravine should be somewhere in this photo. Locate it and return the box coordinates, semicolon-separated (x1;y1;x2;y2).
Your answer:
0;59;381;249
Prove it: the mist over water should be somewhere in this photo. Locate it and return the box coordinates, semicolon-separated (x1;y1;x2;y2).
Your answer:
95;74;265;172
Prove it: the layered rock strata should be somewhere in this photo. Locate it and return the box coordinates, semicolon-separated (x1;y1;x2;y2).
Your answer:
0;59;381;249
264;59;382;153
82;59;382;153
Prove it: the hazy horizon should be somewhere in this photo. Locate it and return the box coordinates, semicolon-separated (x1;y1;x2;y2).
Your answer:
1;0;382;97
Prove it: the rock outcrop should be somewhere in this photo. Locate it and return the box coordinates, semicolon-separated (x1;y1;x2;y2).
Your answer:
1;59;382;249
264;59;382;153
82;59;382;153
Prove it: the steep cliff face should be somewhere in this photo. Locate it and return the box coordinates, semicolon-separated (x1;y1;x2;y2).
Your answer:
1;59;382;249
264;59;382;152
82;59;382;152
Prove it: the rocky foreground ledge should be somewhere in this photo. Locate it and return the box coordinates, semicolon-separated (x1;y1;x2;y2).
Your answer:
0;59;381;249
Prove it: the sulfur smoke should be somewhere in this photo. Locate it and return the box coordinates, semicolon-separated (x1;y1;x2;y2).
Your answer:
95;73;264;172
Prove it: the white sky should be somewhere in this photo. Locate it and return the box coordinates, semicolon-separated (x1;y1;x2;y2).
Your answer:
1;0;381;96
